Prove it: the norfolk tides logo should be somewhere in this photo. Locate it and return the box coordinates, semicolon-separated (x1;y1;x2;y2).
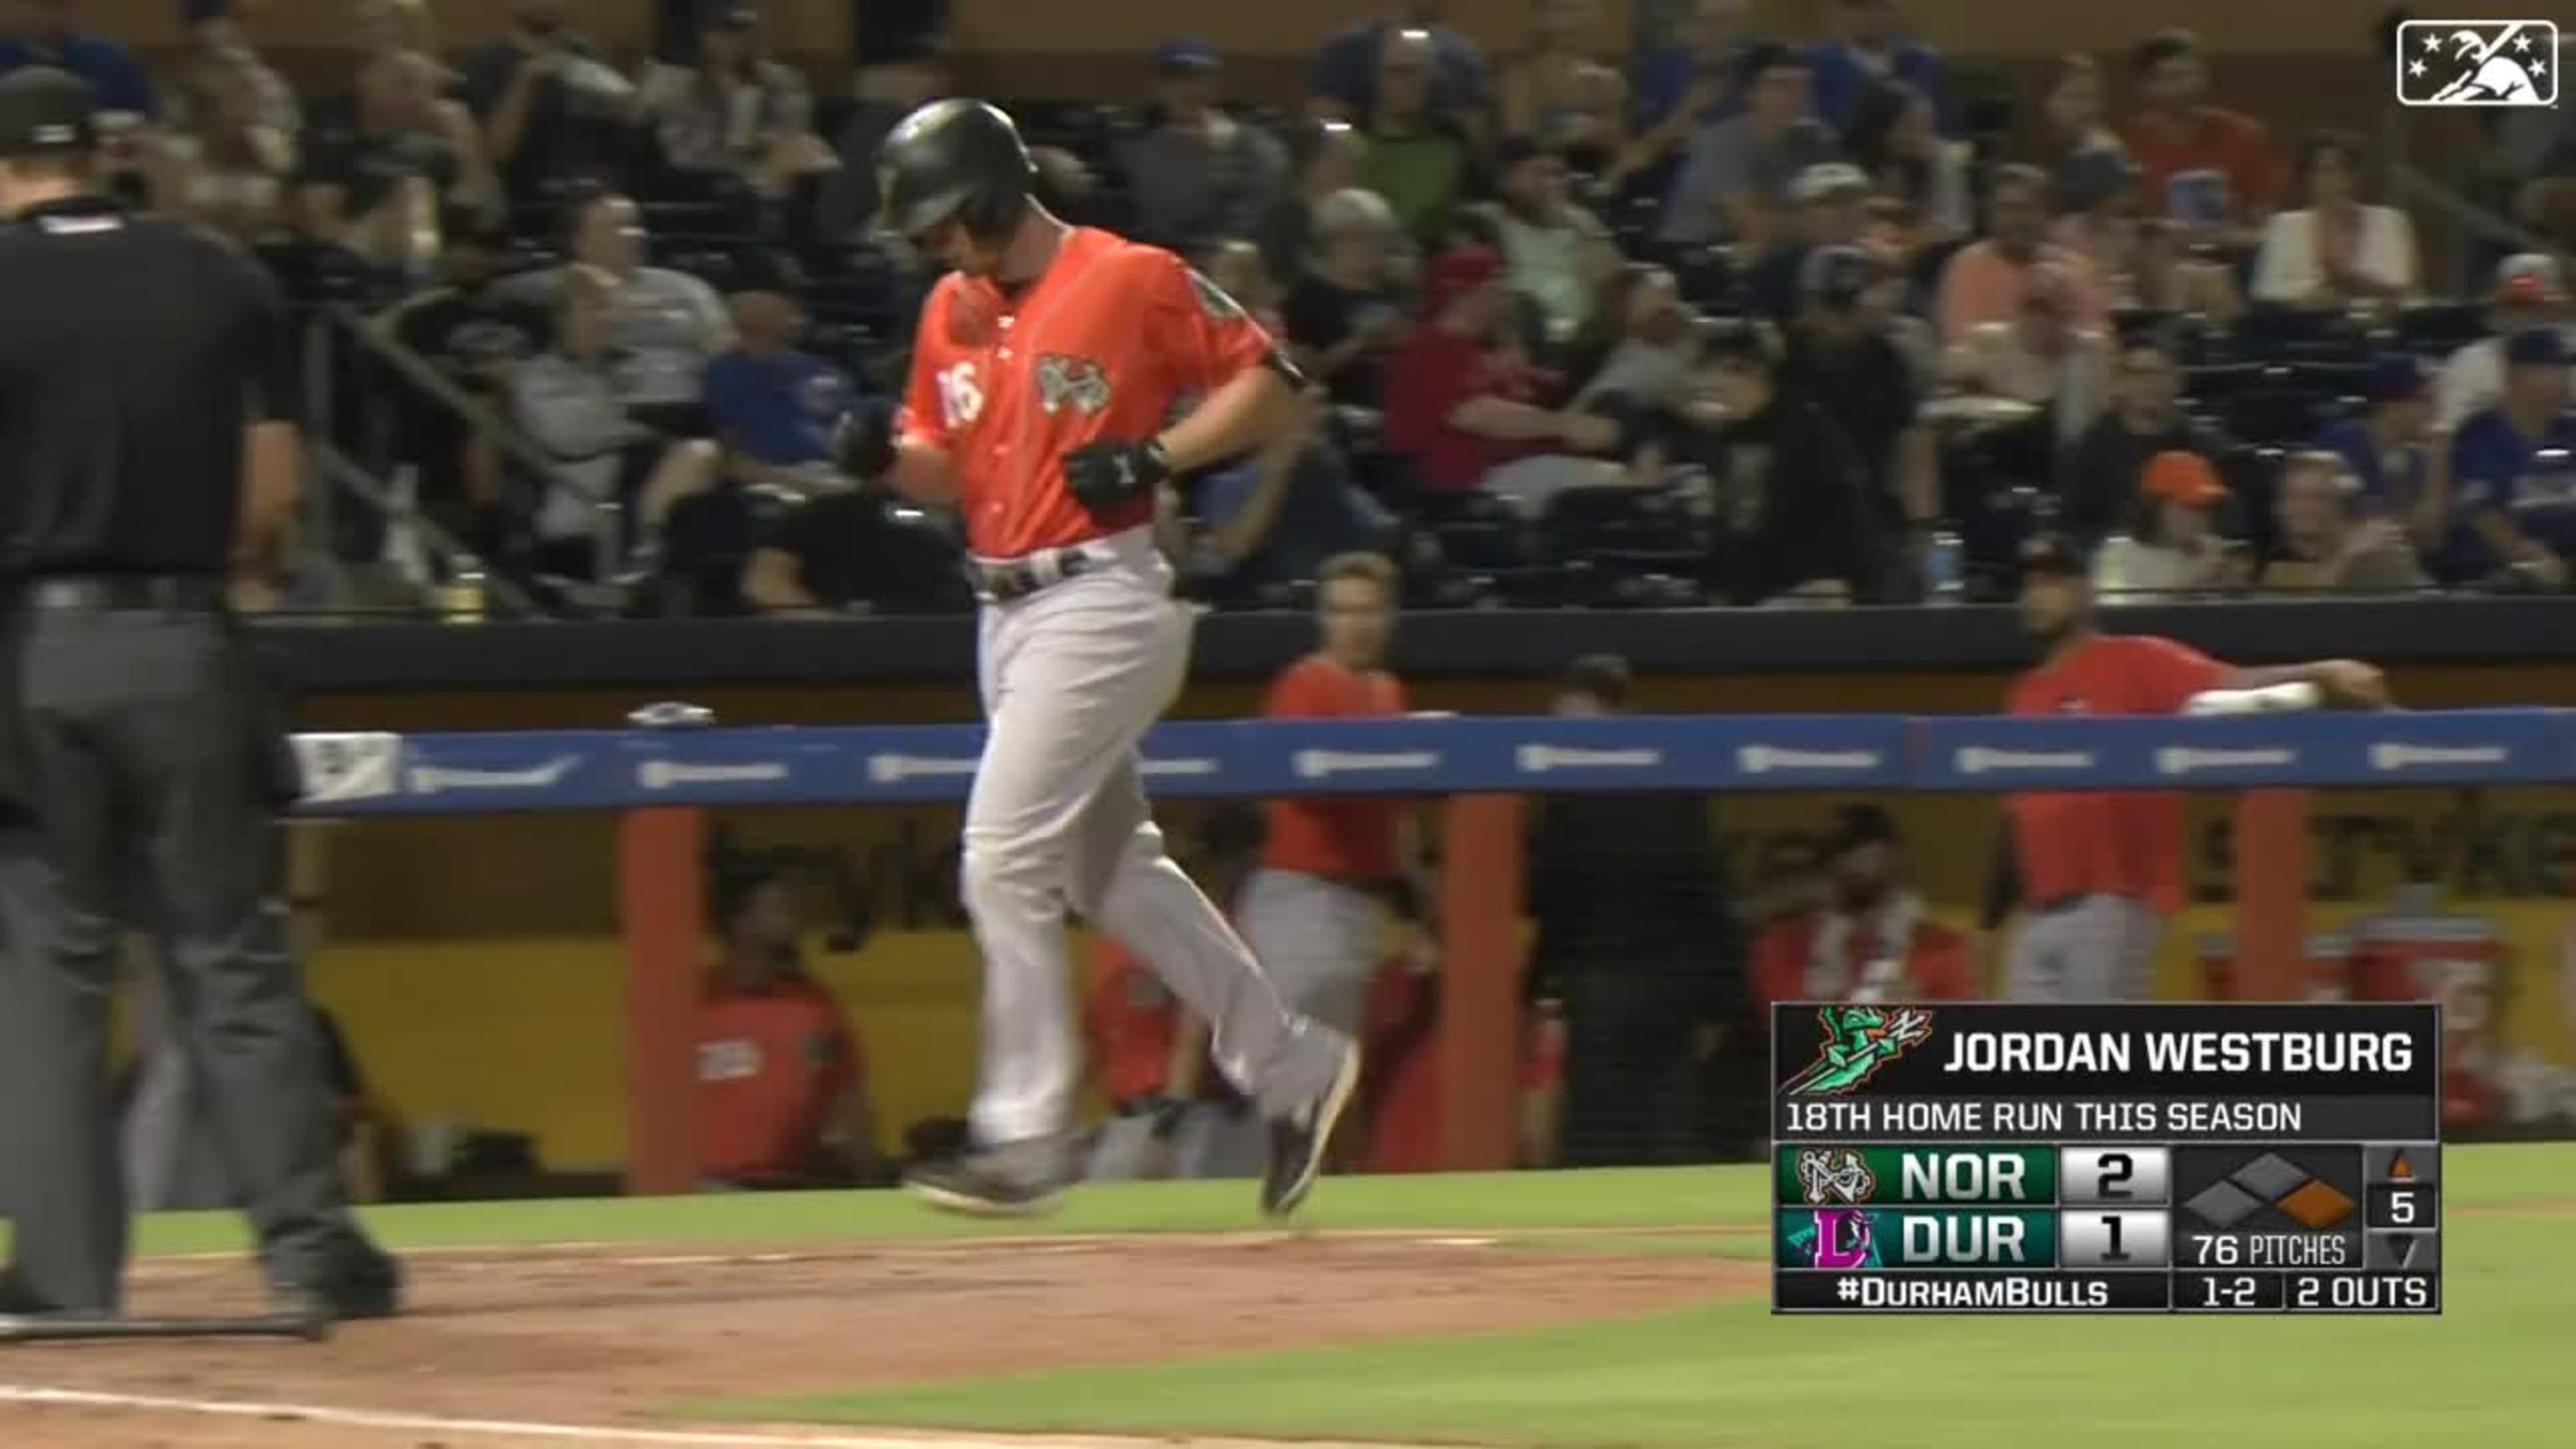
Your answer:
1785;1209;1886;1270
1783;1005;1933;1096
1794;1149;1877;1205
2396;21;2558;107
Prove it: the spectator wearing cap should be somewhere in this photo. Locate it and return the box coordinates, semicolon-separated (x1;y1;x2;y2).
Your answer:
1492;133;1613;346
1935;164;2108;345
1281;187;1405;410
2444;327;2576;588
1784;245;1936;574
1840;80;1969;252
377;209;553;549
1944;260;2111;448
2091;449;2246;596
2258;451;2426;594
2315;354;2442;548
1117;38;1288;262
1310;3;1488;130
2059;337;2229;548
701;253;864;498
1384;246;1608;499
1354;27;1478;246
1748;804;1969;1012
1524;652;1737;1166
1659;42;1837;251
1805;0;1950;136
1164;384;1394;602
2044;143;2138;298
168;1;297;143
2116;29;2283;249
2251;130;2419;311
298;49;503;267
638;3;833;201
1741;159;1868;321
2434;254;2576;431
0;0;156;120
1648;319;1873;605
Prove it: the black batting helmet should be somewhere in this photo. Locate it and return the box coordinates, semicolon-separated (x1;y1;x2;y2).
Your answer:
875;98;1036;242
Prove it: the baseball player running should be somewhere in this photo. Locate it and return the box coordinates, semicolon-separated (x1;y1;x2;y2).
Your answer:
838;99;1359;1218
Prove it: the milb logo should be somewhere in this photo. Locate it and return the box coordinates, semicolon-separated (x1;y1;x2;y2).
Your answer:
2396;21;2558;106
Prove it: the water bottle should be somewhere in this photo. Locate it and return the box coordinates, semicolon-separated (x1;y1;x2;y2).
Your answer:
2096;532;2133;599
436;555;486;623
1923;528;1965;603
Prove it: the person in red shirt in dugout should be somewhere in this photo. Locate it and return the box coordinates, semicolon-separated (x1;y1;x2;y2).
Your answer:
1751;804;1972;1009
697;870;886;1188
1979;532;2388;1001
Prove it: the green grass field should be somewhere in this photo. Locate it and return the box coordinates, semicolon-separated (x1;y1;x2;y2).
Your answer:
104;1146;2571;1449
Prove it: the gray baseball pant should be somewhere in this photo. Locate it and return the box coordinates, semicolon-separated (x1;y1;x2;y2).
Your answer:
2005;895;2165;1001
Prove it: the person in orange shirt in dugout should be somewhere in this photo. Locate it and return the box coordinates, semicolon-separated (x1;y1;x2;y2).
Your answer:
1239;550;1436;1040
1751;804;1971;1009
1083;802;1270;1182
698;869;886;1188
1978;532;2386;1001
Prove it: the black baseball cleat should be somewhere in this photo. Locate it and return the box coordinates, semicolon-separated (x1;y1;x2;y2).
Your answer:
1261;1040;1363;1219
270;1240;403;1330
904;1151;1067;1219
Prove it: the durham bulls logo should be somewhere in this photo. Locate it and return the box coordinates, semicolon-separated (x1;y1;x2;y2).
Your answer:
1784;1209;1886;1269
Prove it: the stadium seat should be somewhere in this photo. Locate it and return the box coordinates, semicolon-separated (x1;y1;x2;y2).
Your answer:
2397;302;2489;357
2223;387;2327;447
2229;305;2369;364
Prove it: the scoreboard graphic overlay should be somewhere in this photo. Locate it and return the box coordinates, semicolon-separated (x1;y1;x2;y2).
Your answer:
1770;1003;2442;1315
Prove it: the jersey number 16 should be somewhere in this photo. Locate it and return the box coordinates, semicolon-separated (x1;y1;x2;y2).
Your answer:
937;362;984;429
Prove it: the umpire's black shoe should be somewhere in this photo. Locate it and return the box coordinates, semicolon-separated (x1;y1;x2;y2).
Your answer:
1261;1039;1363;1219
270;1241;403;1328
904;1147;1067;1219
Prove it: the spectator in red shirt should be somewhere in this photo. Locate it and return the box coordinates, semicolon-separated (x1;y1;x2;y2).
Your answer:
1978;532;2388;1001
1083;802;1269;1181
1382;244;1618;506
697;870;885;1188
2116;29;2284;251
1750;804;1971;1009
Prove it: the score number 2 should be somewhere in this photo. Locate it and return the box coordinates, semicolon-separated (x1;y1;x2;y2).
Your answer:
2094;1153;2134;1262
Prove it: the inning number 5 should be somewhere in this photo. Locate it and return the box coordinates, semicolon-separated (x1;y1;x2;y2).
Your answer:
937;362;984;429
2097;1152;2134;1200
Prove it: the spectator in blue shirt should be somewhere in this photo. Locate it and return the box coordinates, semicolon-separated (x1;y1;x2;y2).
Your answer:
2315;354;2439;550
1805;0;1949;136
1626;0;1759;190
2445;328;2576;589
0;0;158;117
1168;386;1393;600
1310;4;1487;129
700;256;861;496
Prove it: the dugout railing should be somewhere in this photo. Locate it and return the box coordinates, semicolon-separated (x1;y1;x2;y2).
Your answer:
284;708;2574;1194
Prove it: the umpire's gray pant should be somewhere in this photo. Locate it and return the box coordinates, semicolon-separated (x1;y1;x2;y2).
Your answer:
1235;869;1387;1037
2005;895;2165;1001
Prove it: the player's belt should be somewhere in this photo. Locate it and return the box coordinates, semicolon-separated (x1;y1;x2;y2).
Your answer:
964;548;1093;603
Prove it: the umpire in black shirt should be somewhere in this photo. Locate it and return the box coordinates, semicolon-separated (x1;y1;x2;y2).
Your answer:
0;69;399;1329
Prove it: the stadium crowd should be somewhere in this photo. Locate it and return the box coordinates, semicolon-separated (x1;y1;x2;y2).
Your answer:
23;0;2575;617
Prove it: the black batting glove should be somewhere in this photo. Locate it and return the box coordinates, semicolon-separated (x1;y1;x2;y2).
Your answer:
1060;438;1172;517
833;397;898;481
1147;1095;1189;1143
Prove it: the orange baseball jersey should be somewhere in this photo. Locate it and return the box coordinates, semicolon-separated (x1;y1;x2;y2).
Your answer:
898;226;1282;558
1262;654;1408;881
697;977;859;1182
1747;914;1974;1010
2004;633;2231;914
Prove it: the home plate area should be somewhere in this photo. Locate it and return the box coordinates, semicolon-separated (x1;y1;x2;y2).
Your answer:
0;1233;1763;1447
